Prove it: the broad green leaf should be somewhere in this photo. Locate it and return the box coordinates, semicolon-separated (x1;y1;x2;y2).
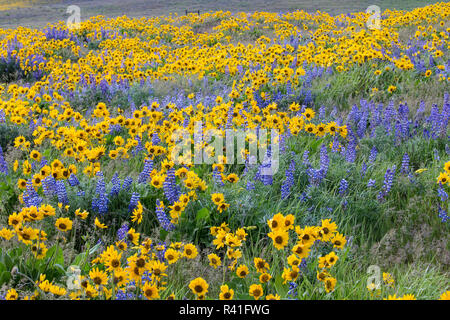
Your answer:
2;253;13;270
89;243;101;255
196;207;210;221
72;252;86;266
274;274;288;297
159;229;168;240
0;271;11;285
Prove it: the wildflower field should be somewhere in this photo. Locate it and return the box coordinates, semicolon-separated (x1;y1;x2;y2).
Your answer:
0;1;449;302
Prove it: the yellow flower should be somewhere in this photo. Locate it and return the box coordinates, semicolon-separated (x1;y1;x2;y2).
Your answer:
207;253;222;268
383;272;395;287
249;284;263;300
387;85;397;93
400;294;416;300
226;173;239;183
131;202;144;224
324;277;337;293
151;175;165;188
0;228;15;240
437;172;449;185
183;243;198;259
31;242;48;259
331;232;347;249
439;290;450;300
5;288;18;300
268;229;289;250
29;150;41;162
219;284;234;300
211;193;225;205
95;217;108;229
189;277;209;297
89;268;108;286
302;108;315;121
75;209;89;219
259;272;272;283
127;228;140;246
217;202;230;213
254;257;270;273
267;213;285;231
55;217;73;232
142;282;160;300
164;248;180;264
236;264;249;278
319;219;337;241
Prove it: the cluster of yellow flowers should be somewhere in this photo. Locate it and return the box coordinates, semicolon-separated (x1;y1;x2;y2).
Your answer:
183;214;347;300
17;234;203;300
267;213;346;293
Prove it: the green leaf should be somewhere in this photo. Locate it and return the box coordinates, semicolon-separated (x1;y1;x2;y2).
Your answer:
89;243;101;256
308;137;324;152
55;248;64;266
53;263;67;275
0;271;11;285
2;252;13;270
196;207;210;221
8;247;22;259
274;274;288;297
43;148;52;158
160;229;168;240
45;245;64;267
72;252;86;266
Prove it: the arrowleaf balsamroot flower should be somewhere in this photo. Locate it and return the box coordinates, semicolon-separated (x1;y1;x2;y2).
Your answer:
189;277;209;297
55;217;72;232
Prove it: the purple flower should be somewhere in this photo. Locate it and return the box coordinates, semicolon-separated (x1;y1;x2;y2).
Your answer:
369;146;378;164
437;185;448;202
367;179;376;188
360;161;367;178
121;176;133;191
68;173;80;187
0;146;8;175
438;205;449;223
307;167;323;186
23;179;43;207
401;153;410;174
377;165;396;201
339;179;348;196
117;223;129;242
55;180;68;205
109;173;121;197
156;199;175;231
345;139;357;163
42;175;57;197
213;168;224;186
128;192;140;212
319;144;329;177
138;158;153;184
302;150;310;166
163;168;178;204
281;159;296;199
